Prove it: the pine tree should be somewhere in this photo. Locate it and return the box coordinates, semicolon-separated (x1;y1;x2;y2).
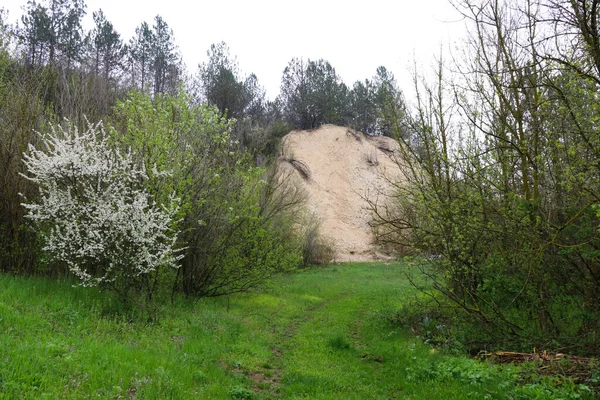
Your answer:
88;9;124;80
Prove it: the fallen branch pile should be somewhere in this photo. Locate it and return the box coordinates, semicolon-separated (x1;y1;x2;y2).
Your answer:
480;351;598;385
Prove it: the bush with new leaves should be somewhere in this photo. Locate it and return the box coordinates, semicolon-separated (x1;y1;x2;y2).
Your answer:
112;90;302;298
20;121;183;305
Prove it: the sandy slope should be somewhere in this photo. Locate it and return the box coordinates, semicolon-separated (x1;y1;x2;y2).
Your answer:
280;125;404;262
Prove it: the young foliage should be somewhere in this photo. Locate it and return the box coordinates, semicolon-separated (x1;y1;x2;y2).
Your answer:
112;90;301;298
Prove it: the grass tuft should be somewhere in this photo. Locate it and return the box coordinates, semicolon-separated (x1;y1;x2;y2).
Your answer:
327;334;352;351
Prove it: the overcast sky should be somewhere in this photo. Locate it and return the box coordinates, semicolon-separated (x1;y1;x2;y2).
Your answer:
2;0;466;100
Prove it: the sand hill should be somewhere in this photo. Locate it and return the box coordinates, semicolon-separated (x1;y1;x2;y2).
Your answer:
279;125;404;262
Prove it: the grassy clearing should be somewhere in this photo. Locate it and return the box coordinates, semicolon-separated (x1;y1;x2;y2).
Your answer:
0;262;594;399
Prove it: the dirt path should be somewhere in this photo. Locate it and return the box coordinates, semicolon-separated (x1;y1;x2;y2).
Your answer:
248;294;343;397
235;263;407;398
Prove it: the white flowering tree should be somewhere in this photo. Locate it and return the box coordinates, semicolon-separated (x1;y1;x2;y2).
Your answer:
20;120;183;308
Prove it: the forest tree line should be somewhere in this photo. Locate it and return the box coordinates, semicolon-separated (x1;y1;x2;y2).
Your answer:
1;0;406;135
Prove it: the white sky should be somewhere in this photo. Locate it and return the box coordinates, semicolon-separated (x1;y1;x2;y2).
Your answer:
2;0;466;100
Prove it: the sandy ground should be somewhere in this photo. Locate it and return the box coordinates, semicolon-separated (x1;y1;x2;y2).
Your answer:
279;125;404;262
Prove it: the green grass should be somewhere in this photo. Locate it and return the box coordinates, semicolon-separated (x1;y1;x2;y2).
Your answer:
0;262;594;399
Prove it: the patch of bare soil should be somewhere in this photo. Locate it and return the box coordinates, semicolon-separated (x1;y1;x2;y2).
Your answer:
279;125;405;262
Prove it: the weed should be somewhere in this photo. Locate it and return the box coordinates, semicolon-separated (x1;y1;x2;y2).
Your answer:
229;386;255;399
328;334;352;351
364;150;379;166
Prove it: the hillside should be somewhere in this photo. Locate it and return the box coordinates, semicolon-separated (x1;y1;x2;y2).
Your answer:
279;125;404;262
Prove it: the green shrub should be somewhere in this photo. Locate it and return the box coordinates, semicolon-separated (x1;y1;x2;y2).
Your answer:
299;214;335;267
112;89;302;299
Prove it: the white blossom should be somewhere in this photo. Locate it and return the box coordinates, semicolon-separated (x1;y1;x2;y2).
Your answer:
21;120;183;288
